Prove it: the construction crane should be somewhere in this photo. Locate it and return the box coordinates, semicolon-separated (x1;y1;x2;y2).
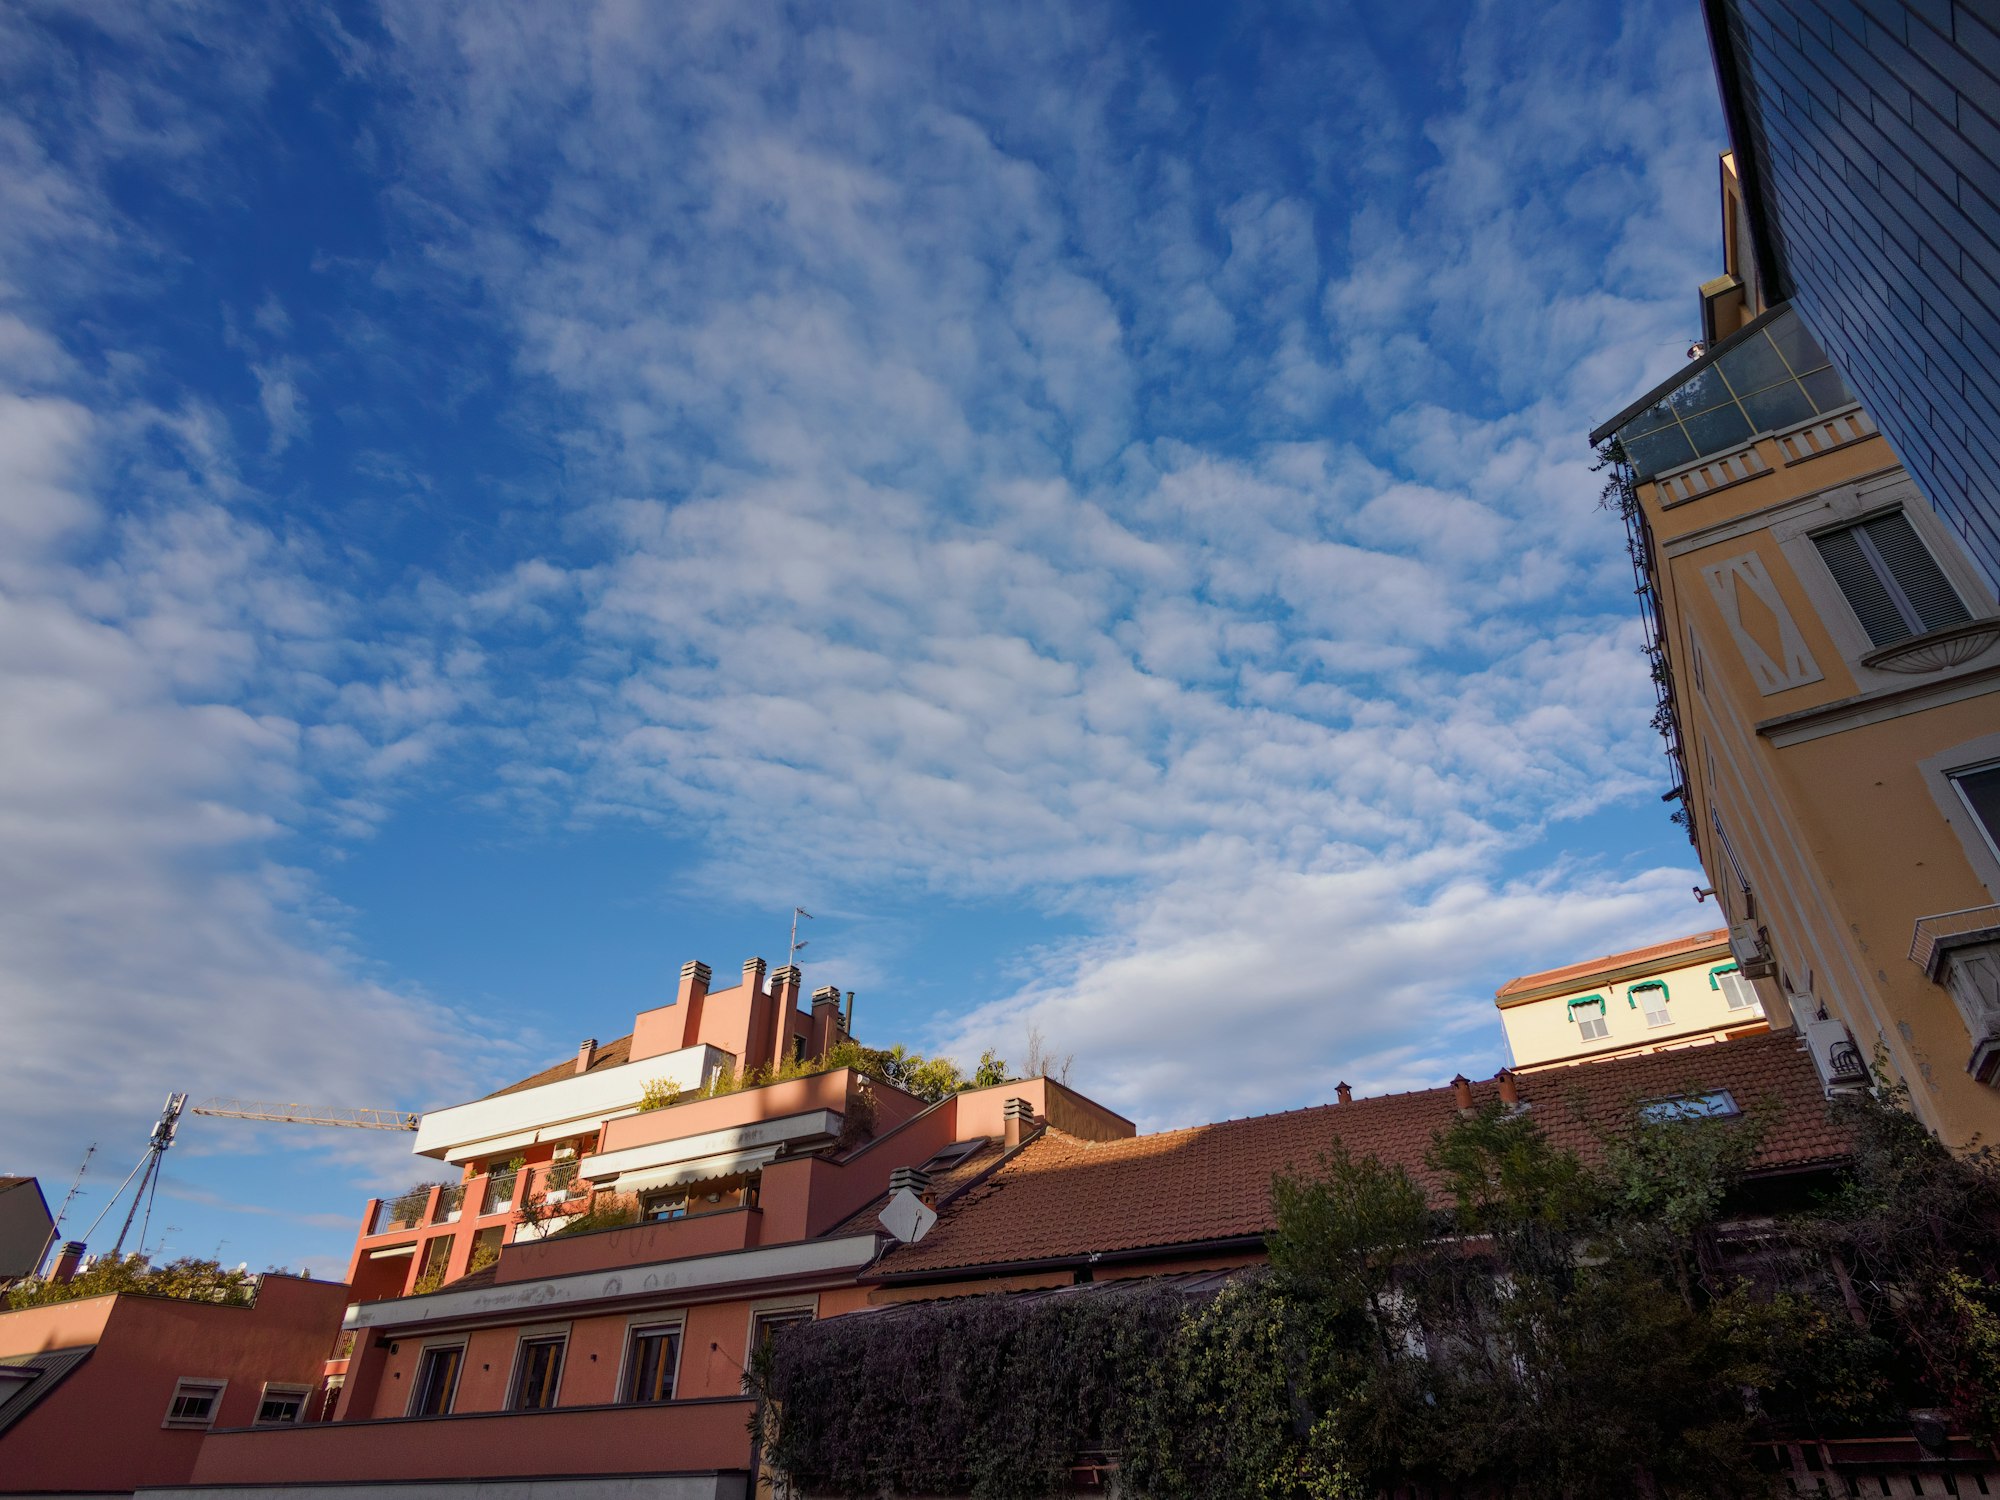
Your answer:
68;1093;187;1261
191;1099;419;1132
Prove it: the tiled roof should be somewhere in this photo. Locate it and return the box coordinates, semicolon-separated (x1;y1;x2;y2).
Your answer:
877;1031;1845;1279
1495;928;1731;1001
483;1035;635;1099
826;1137;1007;1237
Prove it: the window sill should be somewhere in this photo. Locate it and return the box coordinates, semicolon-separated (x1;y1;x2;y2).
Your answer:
1861;618;2000;675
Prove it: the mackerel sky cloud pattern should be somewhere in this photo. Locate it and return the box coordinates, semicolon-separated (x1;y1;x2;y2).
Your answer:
2;0;1724;1272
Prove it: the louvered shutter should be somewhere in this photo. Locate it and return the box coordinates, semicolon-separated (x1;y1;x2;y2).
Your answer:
1813;525;1910;645
1859;511;1969;633
1813;510;1969;646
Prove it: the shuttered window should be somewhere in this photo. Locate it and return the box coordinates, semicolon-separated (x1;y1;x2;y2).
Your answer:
1812;510;1969;647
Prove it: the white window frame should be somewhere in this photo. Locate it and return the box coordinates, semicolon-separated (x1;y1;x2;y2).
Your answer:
253;1382;311;1426
1771;473;1998;694
1919;733;2000;900
1710;964;1762;1013
406;1340;467;1418
162;1376;228;1430
614;1316;687;1405
1950;758;2000;867
1629;980;1673;1029
504;1322;572;1412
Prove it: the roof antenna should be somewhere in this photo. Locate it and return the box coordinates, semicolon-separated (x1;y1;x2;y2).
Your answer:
34;1142;96;1278
788;907;812;969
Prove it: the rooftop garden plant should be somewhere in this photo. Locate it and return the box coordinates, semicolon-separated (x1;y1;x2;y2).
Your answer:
638;1039;1009;1114
8;1253;257;1310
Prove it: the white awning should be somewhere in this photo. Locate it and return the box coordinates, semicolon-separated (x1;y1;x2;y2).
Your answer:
613;1148;778;1197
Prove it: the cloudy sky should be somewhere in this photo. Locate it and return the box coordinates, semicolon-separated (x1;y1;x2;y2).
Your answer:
1;0;1723;1274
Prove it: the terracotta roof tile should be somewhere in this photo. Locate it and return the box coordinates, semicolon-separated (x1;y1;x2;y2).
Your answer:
1495;929;1730;1000
483;1035;635;1099
826;1138;1007;1237
878;1031;1845;1278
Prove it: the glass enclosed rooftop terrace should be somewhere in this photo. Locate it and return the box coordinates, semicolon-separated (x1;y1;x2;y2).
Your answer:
1598;305;1857;482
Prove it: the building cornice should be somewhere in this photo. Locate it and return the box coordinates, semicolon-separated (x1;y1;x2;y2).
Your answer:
1756;661;2000;747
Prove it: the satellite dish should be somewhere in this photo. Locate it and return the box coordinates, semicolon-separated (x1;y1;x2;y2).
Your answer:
877;1186;937;1244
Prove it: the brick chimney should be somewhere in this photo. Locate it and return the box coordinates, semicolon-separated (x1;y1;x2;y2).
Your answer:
887;1165;932;1201
574;1038;598;1076
1497;1069;1520;1109
50;1241;85;1285
676;960;713;1049
767;963;800;1071
1450;1074;1474;1114
1336;1081;1352;1105
1003;1097;1036;1149
811;985;843;1053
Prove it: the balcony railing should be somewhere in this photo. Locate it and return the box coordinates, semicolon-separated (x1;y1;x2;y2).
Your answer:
367;1183;452;1236
481;1171;519;1217
432;1183;466;1224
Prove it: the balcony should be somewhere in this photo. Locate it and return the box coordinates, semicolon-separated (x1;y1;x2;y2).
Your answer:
187;1398;757;1490
366;1183;455;1237
1910;905;2000;1085
496;1205;763;1283
481;1169;519;1217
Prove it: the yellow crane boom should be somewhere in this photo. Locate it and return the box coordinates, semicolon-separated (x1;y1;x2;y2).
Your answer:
191;1099;419;1132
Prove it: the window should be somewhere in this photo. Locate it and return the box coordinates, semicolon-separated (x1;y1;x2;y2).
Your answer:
749;1307;814;1362
510;1335;566;1411
255;1384;309;1426
1639;1090;1741;1122
791;1035;808;1062
641;1190;688;1222
1630;979;1673;1029
163;1378;226;1429
1950;761;2000;865
1812;510;1970;648
409;1344;463;1417
1567;995;1609;1041
624;1323;683;1403
1710;963;1761;1013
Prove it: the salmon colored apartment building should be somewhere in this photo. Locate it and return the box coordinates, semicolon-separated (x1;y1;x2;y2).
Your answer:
156;956;1132;1500
0;1273;349;1497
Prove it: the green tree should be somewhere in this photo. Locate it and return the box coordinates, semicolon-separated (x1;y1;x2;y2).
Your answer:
8;1253;256;1309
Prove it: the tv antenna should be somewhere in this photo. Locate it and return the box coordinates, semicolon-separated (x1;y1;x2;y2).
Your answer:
33;1141;96;1278
788;906;812;968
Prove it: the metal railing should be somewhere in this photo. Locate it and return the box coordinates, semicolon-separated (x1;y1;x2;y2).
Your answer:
369;1183;449;1236
482;1171;519;1216
432;1182;466;1224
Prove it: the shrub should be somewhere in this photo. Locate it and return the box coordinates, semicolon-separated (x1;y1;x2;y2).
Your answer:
8;1253;256;1310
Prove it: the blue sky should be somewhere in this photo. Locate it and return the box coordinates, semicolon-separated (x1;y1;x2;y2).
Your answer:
1;0;1725;1276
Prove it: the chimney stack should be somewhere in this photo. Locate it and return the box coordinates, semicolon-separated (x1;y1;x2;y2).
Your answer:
1450;1074;1473;1114
1336;1081;1352;1105
887;1165;932;1201
1497;1069;1520;1109
575;1038;598;1075
675;960;713;1050
1003;1097;1036;1149
51;1241;85;1285
844;990;856;1036
811;986;843;1053
767;963;799;1071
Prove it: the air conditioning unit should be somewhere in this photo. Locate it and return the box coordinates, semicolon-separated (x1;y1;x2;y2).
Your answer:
1728;921;1777;979
1805;1018;1870;1095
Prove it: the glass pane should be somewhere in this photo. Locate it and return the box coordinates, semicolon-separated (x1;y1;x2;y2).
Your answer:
1953;765;2000;853
1767;309;1830;374
1682;401;1755;457
1800;365;1856;412
1739;381;1817;435
1618;400;1680;438
1666;364;1734;417
1622;426;1696;480
1714;330;1792;396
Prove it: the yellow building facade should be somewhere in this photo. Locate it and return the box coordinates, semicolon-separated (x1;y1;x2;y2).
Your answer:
1496;929;1773;1073
1591;158;2000;1149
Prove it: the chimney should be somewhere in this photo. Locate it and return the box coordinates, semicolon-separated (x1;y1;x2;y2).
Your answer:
811;986;843;1053
1003;1097;1036;1149
887;1165;932;1201
1450;1074;1474;1114
51;1241;85;1285
1336;1081;1352;1105
676;960;713;1049
844;990;856;1036
1497;1069;1520;1109
575;1038;598;1076
767;963;800;1071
